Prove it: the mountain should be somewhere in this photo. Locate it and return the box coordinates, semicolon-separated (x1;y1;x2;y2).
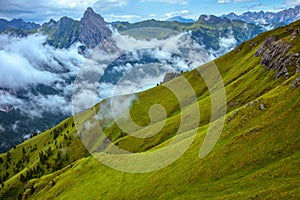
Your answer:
0;18;40;32
0;8;115;153
192;15;262;52
0;19;299;199
41;7;112;49
167;16;195;23
30;9;263;51
223;6;300;26
0;9;264;154
42;16;80;49
113;15;263;52
1;6;296;157
0;9;262;52
78;7;112;49
1;6;298;49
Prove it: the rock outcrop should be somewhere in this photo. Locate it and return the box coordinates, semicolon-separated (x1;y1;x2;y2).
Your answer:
162;72;182;83
291;28;300;40
255;36;300;80
0;104;13;113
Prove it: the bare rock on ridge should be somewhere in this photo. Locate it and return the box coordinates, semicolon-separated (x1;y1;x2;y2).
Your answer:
79;7;112;49
255;37;300;81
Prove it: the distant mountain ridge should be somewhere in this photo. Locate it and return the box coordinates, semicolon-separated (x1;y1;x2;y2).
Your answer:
113;15;262;52
0;18;40;32
1;6;299;50
40;9;262;51
223;6;300;26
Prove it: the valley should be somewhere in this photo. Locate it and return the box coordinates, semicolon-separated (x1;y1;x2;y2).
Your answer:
0;16;299;199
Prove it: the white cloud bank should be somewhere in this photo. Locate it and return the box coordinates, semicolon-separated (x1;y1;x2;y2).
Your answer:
0;25;237;127
0;34;84;118
286;0;300;6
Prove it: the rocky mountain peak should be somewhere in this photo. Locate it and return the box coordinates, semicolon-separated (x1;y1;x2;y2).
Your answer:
82;7;105;22
86;7;94;14
41;7;113;49
60;16;75;24
79;7;112;49
82;7;105;24
223;6;300;26
11;18;24;23
42;19;57;28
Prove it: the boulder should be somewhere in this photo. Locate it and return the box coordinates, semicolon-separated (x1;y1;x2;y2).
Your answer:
259;104;265;111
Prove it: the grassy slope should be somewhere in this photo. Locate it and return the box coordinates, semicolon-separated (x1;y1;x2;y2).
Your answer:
0;116;89;199
0;21;300;199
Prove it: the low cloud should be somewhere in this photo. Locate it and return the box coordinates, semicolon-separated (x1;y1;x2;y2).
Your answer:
0;34;84;118
286;0;300;6
0;25;238;139
0;125;5;132
218;36;237;51
12;120;20;133
209;27;237;57
162;10;192;20
0;34;83;89
71;28;223;114
0;51;58;89
113;30;213;67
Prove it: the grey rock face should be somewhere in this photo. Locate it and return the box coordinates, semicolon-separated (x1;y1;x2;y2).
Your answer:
41;8;113;49
255;36;300;81
259;104;265;111
162;72;182;83
291;28;300;40
78;7;112;49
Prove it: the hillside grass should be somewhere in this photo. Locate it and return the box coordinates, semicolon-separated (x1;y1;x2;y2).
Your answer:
28;81;300;199
0;20;299;200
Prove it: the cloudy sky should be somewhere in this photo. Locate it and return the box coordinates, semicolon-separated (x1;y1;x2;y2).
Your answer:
0;0;299;23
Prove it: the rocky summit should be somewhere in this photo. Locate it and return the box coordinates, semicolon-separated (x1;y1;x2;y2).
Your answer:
41;8;112;49
78;7;112;49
